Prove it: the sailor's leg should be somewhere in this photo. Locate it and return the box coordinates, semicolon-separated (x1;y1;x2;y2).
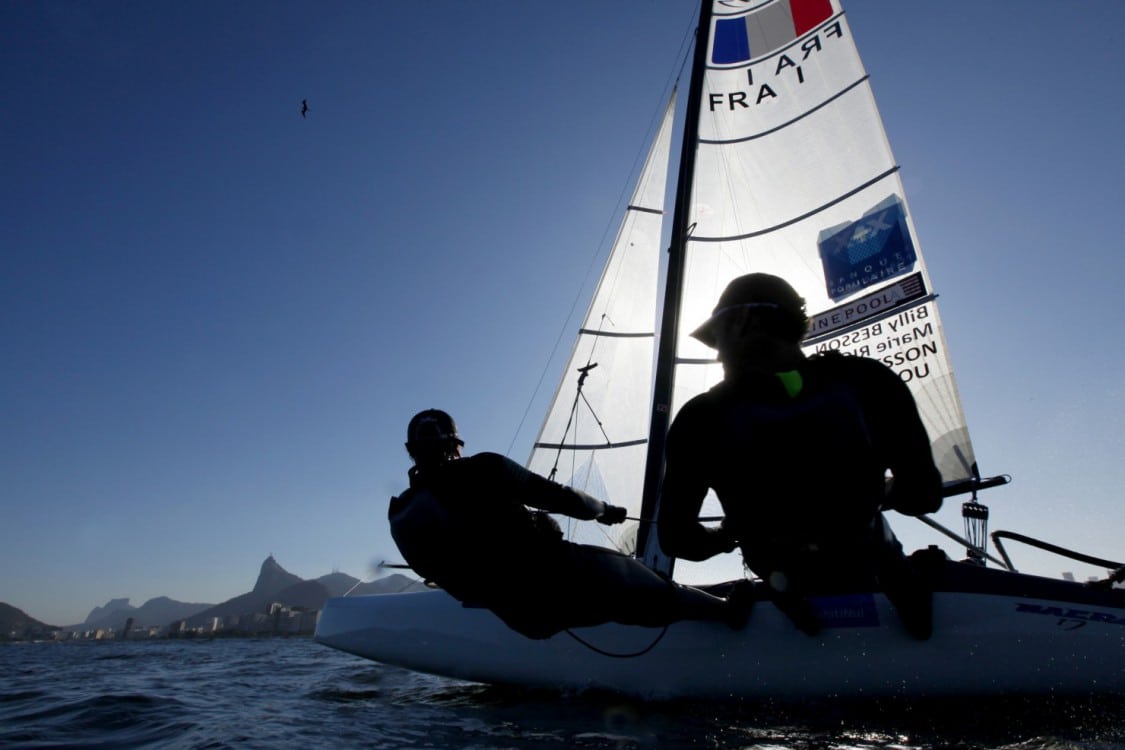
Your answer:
875;516;933;640
573;545;750;628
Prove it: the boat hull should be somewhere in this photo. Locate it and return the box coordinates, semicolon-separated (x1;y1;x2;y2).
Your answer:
314;564;1124;699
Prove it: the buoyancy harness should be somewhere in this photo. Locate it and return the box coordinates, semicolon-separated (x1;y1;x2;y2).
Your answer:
388;486;466;593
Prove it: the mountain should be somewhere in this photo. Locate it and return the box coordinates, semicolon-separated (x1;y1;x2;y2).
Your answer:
79;595;214;633
317;571;363;597
20;556;430;636
185;556;336;627
315;570;428;597
84;597;134;625
251;554;304;596
1;602;58;640
183;560;430;627
350;574;429;596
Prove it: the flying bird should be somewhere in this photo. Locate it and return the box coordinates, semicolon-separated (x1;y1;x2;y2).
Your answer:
301;99;309;118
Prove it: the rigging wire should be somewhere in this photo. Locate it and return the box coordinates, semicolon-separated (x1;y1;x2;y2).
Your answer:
342;561;424;596
504;8;699;460
564;625;669;658
544;324;613;484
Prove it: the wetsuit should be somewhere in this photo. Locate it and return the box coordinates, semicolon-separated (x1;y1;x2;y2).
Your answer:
389;452;684;638
658;351;942;634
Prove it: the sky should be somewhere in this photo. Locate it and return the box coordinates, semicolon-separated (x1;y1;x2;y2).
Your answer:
3;1;1124;627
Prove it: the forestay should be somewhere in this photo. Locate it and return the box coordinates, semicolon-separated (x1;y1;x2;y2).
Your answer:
525;96;675;554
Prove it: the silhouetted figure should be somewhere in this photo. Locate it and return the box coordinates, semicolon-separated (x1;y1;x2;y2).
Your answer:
388;409;754;639
658;273;943;639
301;99;309;118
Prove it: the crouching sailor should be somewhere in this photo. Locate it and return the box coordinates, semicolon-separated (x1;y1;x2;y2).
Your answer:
388;409;753;639
658;273;943;640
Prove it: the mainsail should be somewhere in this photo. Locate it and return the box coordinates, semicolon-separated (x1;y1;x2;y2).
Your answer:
532;0;978;574
525;95;676;554
639;0;979;574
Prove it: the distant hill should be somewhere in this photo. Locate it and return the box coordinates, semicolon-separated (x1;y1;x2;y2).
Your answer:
185;556;323;627
350;574;429;596
1;602;57;640
183;558;428;627
317;571;363;597
79;596;215;632
13;555;430;635
316;570;428;597
84;597;133;625
251;554;304;596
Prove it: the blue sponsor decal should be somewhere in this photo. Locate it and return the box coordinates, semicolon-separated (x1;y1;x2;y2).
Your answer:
818;201;917;301
812;593;880;628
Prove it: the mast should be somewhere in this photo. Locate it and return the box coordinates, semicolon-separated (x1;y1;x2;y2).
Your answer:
637;0;713;573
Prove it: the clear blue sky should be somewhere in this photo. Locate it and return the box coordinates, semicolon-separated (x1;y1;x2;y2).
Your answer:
3;1;1124;627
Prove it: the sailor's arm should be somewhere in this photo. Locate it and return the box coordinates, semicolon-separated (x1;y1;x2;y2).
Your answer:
656;412;738;561
658;468;737;560
876;367;943;515
487;452;619;521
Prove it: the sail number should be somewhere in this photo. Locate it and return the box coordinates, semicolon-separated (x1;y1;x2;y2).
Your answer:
707;20;847;111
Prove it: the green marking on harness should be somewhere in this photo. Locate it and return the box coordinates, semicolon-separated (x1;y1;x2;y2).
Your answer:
775;370;803;398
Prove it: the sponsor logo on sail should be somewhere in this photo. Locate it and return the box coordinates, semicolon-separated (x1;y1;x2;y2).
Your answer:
806;272;927;342
818;200;918;301
712;0;834;65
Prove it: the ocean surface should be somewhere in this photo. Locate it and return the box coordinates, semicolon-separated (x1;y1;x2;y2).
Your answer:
1;637;1122;749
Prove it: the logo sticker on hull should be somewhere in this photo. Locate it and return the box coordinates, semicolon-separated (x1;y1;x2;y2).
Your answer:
813;593;880;628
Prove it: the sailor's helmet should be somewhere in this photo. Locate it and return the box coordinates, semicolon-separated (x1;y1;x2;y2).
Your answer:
690;273;808;348
406;409;464;450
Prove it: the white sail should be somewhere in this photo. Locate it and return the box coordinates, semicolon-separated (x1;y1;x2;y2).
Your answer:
525;95;675;553
671;0;976;487
532;0;978;563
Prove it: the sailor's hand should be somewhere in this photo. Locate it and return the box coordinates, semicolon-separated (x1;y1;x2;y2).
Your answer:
597;504;627;525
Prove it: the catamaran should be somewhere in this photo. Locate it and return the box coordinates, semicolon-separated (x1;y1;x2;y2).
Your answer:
315;0;1124;699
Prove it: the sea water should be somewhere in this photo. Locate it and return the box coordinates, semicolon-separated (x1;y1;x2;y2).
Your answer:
1;637;1122;749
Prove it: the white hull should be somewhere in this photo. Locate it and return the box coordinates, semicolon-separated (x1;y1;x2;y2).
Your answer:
315;564;1124;700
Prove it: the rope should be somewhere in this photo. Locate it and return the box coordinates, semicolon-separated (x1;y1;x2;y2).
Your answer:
564;625;669;658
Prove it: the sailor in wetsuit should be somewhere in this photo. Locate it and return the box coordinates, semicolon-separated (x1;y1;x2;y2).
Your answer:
657;273;943;639
388;409;751;639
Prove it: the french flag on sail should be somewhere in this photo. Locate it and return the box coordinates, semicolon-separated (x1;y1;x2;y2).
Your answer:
712;0;833;64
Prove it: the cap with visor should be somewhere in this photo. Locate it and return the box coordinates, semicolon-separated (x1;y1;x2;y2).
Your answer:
406;409;464;449
691;273;808;348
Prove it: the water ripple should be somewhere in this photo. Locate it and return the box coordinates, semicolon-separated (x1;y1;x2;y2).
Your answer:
0;639;1121;750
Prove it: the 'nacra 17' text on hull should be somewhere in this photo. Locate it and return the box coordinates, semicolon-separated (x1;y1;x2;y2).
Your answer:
1015;602;1125;628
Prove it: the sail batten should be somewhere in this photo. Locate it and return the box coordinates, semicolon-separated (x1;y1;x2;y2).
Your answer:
689;167;902;242
698;76;869;145
576;330;654;338
534;439;647;452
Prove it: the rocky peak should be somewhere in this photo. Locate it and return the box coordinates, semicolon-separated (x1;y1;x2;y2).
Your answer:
251;555;303;597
